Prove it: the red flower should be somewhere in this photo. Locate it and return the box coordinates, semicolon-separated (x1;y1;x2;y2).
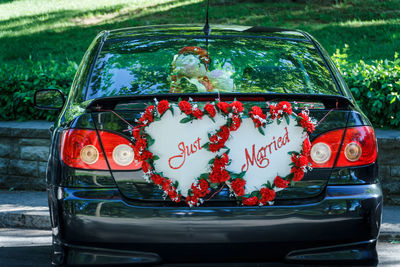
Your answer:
219;125;230;141
209;126;230;152
249;106;266;128
209;134;219;143
192;108;204;119
229;115;241;131
231;179;246;196
291;167;304;181
274;176;289;188
217;101;230;114
297;155;309;168
291;153;308;169
221;153;229;165
230;101;244;114
276;101;292;115
185;195;199;206
141;161;150;173
304;120;315;133
139;150;153;161
269;104;277;119
145;105;155;114
151;174;164;185
138;111;154;126
162;179;172;191
179;100;192;115
243;196;259;206
157;100;170;115
132;126;141;139
303;138;311;156
209;142;223;153
204;103;216;117
260;187;276;204
191;179;210;198
209;168;230;183
167;189;180;202
198;179;210;195
298;111;315;133
135;138;147;151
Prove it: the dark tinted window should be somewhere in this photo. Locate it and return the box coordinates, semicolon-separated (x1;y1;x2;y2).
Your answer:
86;36;338;100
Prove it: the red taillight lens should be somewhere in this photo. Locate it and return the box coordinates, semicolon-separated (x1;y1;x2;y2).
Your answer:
310;126;377;168
336;126;377;167
60;129;142;170
309;129;345;168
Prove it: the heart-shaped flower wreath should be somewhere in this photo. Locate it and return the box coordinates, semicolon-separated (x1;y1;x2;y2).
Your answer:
132;99;315;207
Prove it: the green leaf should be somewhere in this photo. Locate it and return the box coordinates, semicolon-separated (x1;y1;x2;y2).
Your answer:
200;173;209;180
202;142;210;150
284;114;290;125
286;173;294;180
257;126;265;136
147;138;155;147
180;117;193;123
152;155;160;161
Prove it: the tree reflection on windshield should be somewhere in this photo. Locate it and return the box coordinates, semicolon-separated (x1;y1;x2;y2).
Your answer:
87;37;337;100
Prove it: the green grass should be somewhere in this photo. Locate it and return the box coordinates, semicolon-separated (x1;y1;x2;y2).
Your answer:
1;0;400;67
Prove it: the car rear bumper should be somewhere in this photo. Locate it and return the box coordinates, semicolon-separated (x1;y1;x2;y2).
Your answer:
52;183;382;264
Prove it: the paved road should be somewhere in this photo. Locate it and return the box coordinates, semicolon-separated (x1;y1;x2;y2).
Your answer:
0;228;399;266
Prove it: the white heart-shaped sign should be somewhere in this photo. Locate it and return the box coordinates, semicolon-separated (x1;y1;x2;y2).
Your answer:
145;106;226;197
226;117;306;195
133;99;314;206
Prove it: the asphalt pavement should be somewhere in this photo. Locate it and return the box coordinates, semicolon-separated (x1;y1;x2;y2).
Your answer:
0;228;399;266
0;190;400;266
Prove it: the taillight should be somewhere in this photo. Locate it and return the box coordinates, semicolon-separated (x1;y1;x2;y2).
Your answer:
309;126;377;168
336;126;377;167
60;129;142;170
309;128;345;168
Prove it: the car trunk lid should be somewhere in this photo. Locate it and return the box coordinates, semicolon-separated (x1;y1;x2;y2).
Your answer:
86;94;354;204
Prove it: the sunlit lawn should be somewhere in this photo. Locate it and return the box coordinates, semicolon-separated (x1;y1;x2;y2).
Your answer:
0;0;400;66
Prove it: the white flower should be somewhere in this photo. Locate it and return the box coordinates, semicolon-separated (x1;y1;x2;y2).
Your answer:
207;69;235;92
174;54;207;78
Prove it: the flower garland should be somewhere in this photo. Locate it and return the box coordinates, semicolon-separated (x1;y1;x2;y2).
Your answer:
228;101;316;206
132;98;245;207
132;99;316;207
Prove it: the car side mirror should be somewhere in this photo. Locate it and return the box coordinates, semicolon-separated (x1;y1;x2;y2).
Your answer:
34;89;66;110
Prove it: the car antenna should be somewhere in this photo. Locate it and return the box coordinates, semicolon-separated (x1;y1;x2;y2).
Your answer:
203;0;211;48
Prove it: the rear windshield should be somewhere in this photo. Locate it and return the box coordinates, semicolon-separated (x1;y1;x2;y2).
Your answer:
86;36;339;100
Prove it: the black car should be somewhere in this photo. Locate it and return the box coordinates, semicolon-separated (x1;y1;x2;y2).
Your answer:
35;25;381;266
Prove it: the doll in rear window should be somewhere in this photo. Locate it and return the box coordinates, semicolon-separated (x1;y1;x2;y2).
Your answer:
170;46;235;93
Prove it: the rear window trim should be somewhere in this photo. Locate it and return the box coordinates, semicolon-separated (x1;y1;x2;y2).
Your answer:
86;92;353;112
84;34;341;102
103;34;312;46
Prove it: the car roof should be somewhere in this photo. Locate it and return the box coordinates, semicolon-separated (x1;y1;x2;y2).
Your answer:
103;24;310;43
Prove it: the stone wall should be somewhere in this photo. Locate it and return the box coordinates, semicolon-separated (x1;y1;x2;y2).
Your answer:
0;122;399;204
376;129;400;205
0;121;53;190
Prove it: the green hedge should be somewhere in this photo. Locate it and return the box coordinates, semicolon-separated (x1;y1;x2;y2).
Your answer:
0;59;77;121
1;49;399;128
332;45;400;128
